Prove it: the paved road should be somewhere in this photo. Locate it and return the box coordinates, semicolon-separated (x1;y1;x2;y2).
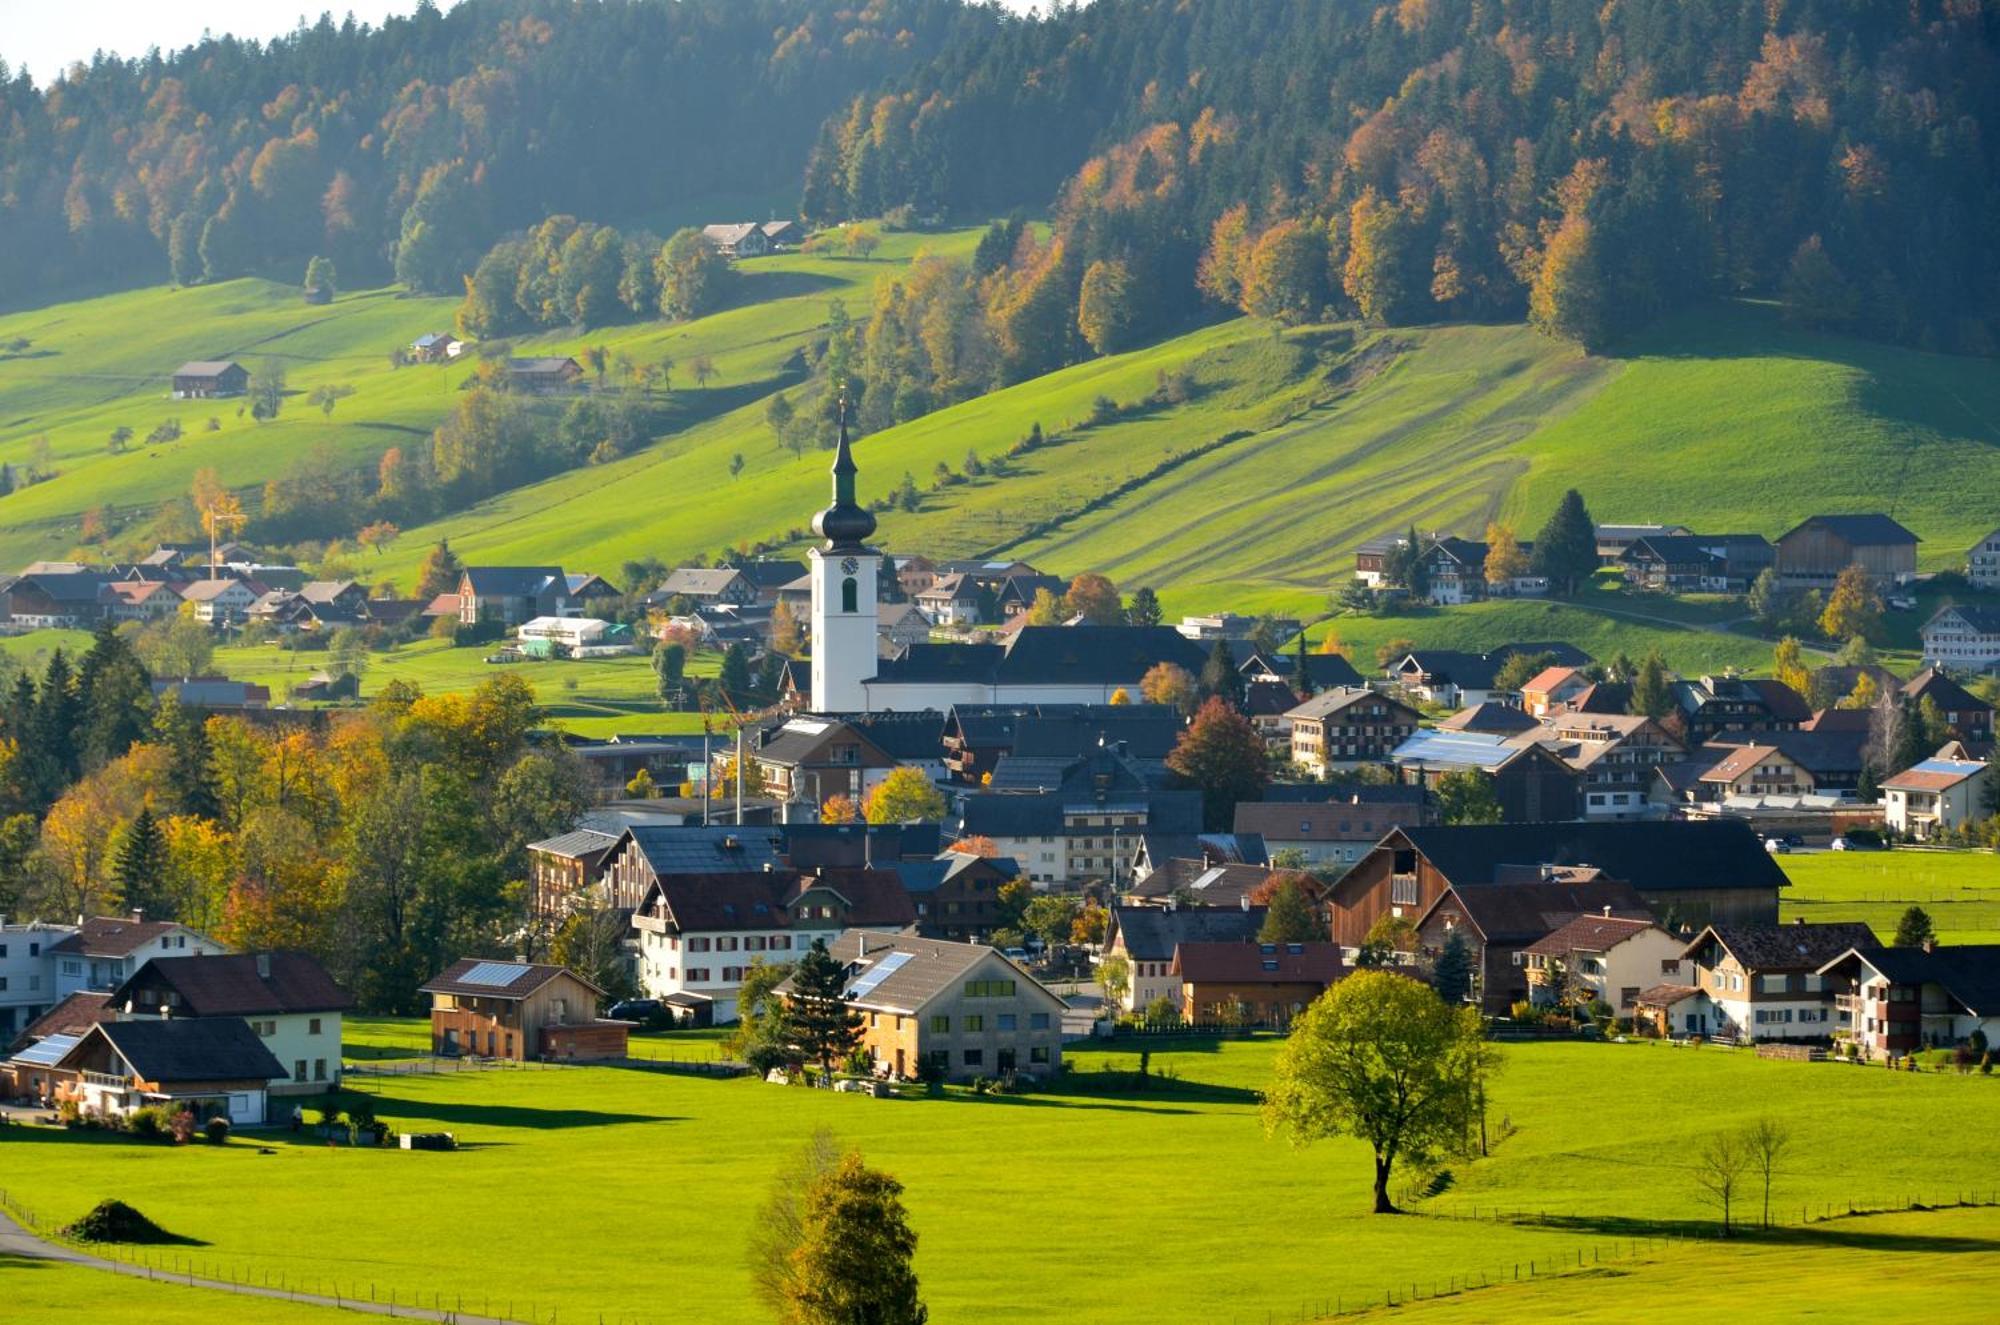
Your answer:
0;1204;526;1323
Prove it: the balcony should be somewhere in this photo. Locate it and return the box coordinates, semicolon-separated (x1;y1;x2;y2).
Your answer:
82;1070;131;1090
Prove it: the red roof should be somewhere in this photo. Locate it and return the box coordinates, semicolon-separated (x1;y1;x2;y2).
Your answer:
1521;914;1660;959
1171;941;1346;985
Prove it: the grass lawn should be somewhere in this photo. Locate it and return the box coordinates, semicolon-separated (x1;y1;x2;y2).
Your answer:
0;1259;359;1325
0;1036;1992;1324
1780;850;2000;945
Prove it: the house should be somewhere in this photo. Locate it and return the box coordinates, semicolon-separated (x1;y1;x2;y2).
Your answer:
1437;702;1541;736
1415;877;1650;1014
1286;688;1423;776
956;739;1202;886
178;578;260;625
50;915;228;999
895;852;1022;943
505;357;584;393
631;868;915;1022
1969;529;2000;591
1919;605;2000;673
598;825;787;909
1123;832;1268;889
700;223;770;257
0;918;76;1039
1520;667;1591;717
940;703;1181;786
102;580;182;622
656;566;759;607
789;932;1067;1083
409;332;461;362
171;360;249;399
1774;514;1919;589
1420;537;1491;605
1102;906;1267;1014
1641;921;1879;1042
150;677;270;710
1595;523;1693;565
1172;941;1346;1026
760;220;806;249
1817;943;2000;1060
1881;759;1992;840
1901;669;1993;743
3;571;111;627
1232;796;1422;876
1353;533;1409;587
1330;821;1787;949
877;602;932;655
1620;534;1773;594
1671;674;1812;745
1521;914;1685;1016
1694;743;1816;802
864;625;1212;711
106;952;352;1095
745;716;902;808
1245;649;1368;694
526;828;623;921
1387;728;1581;823
458;566;569;626
1390;644;1592;709
1538;712;1684;820
914;572;985;625
1128;859;1274;909
54;1018;287;1125
420;959;628;1061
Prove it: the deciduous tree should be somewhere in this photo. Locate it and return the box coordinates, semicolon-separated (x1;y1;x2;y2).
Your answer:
863;767;947;824
1167;697;1268;832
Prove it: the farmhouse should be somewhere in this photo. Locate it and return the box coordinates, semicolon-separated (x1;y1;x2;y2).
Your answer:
107;952;352;1095
1329;821;1787;949
790;932;1066;1083
171;360;248;398
457;566;570;625
54;1017;287;1126
1286;688;1423;776
1232;795;1423;875
103;580;182;622
1818;943;2000;1060
178;577;260;625
1901;668;1993;743
1102;905;1267;1014
893;851;1022;943
1881;758;1992;840
745;716;901;807
656;566;758;607
409;332;461;362
1389;644;1591;708
3;570;112;627
1538;712;1684;819
1774;513;1919;589
1521;914;1686;1016
1919;604;2000;673
1642;921;1879;1042
1595;523;1693;564
419;959;628;1061
1619;534;1772;593
598;825;786;909
1671;674;1812;745
526;828;622;921
1172;941;1346;1026
505;356;584;393
1387;728;1582;823
700;223;770;257
1970;528;2000;590
1414;878;1650;1014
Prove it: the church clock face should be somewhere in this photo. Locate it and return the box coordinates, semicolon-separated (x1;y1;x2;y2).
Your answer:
840;556;860;575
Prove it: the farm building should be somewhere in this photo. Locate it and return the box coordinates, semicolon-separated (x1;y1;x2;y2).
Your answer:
171;360;248;398
419;959;628;1062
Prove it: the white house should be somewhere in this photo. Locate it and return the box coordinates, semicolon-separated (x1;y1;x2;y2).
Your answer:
50;916;228;999
1818;942;2000;1060
1968;528;2000;591
106;952;354;1095
1920;604;2000;672
1103;906;1265;1015
1881;758;1992;841
1651;922;1878;1042
179;578;261;625
1520;914;1686;1015
54;1018;286;1126
0;918;75;1039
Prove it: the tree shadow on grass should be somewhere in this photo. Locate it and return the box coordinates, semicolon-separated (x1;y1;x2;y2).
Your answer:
354;1099;677;1132
1504;1209;2000;1255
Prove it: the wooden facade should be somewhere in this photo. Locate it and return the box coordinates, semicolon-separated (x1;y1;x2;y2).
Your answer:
427;969;619;1061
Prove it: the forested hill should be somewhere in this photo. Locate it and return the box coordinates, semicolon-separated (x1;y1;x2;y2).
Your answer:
0;0;1004;306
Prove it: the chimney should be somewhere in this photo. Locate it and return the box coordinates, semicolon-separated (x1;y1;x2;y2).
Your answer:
1602;905;1613;917
256;953;271;980
763;861;774;873
1922;936;1937;954
130;908;145;923
1240;894;1251;912
816;865;825;877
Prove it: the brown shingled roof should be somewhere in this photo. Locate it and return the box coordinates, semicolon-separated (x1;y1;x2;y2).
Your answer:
1521;914;1661;959
49;916;194;958
109;952;353;1018
1171;941;1345;984
6;991;112;1054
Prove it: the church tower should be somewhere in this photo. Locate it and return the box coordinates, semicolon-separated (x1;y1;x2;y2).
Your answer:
808;404;879;712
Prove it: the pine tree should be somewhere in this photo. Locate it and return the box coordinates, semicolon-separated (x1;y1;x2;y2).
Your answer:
112;806;170;918
415;540;464;599
1125;586;1162;628
1258;878;1321;944
31;650;82;797
1530;489;1597;596
1294;629;1314;698
1628;650;1672;721
1431;930;1473;1005
718;642;753;706
1199;638;1245;710
1892;905;1935;949
785;938;864;1079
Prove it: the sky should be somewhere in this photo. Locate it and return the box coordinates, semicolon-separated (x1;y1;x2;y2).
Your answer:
0;0;1052;86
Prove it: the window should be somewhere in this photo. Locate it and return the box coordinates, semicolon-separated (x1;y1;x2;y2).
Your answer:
1660;959;1680;975
688;937;711;952
1391;875;1419;905
841;577;859;613
962;1048;983;1067
60;960;80;976
718;937;739;952
962;1015;984;1032
1030;1046;1050;1065
963;978;1017;998
308;1018;322;1035
294;1060;307;1083
930;1015;949;1033
746;936;766;951
314;1059;327;1081
1029;1012;1050;1030
926;1049;950;1072
997;1014;1017;1031
772;936;791;950
687;968;711;982
722;966;744;982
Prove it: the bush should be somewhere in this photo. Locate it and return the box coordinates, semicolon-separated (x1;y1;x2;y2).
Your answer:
169;1109;197;1144
1089;394;1120;425
62;1200;184;1244
125;1106;171;1141
204;1117;231;1145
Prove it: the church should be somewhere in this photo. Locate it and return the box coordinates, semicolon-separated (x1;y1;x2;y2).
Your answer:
806;423;1211;713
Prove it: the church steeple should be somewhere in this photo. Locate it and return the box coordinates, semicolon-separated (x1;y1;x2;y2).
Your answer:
812;393;876;551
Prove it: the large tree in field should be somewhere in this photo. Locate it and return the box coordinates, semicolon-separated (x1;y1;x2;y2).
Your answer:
1264;970;1496;1213
784;1151;929;1325
1167;696;1269;832
656;227;734;320
1818;563;1882;643
785;939;863;1079
1529;489;1597;596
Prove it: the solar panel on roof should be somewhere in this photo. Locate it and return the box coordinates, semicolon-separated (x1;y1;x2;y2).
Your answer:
11;1032;81;1067
844;951;913;1001
461;961;531;988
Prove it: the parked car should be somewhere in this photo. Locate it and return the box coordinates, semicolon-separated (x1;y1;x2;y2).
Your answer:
1001;947;1031;963
607;998;661;1022
1764;837;1791;854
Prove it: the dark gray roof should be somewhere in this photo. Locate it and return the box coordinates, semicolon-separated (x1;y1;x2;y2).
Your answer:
878;627;1210;688
1399;644;1591;691
1926;604;2000;635
1109;906;1266;962
621;825;784;875
786;932;1065;1016
1778;514;1919;546
462;566;566;596
109;953;353;1017
1692;922;1880;971
526;829;623;860
69;1017;287;1084
1430;879;1649;943
1822;945;2000;1014
781;823;943;868
957;789;1203;838
1397;821;1790;893
1253;783;1426;808
840;711;948;760
874;642;1007;683
891;853;1022;894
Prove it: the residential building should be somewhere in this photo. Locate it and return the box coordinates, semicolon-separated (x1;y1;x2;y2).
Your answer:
457;566;570;626
106;952;353;1095
1232;795;1423;876
1172;941;1346;1026
1414;878;1649;1014
1520;914;1685;1016
525;828;622;921
1881;759;1992;840
631;868;915;1022
914;572;985;625
700;223;771;257
1520;667;1590;717
409;332;461;362
940;703;1181;786
1619;534;1772;593
1695;743;1815;802
3;570;111;627
1900;669;1993;743
1329;821;1787;949
598;825;787;909
1387;728;1581;823
171;360;249;398
1969;529;2000;591
50;916;228;999
505;356;584;393
1774;514;1919;589
1102;906;1267;1014
1538;712;1684;819
895;852;1022;943
1817;943;2000;1060
1671;674;1812;745
102;580;182;622
1245;649;1368;694
1287;688;1423;776
1919;605;2000;673
863;626;1211;711
760;220;806;249
1389;644;1592;709
955;746;1202;886
56;1018;286;1124
0;918;73;1038
419;959;629;1061
656;567;758;607
1640;921;1879;1041
1353;533;1408;587
1595;523;1693;565
788;932;1067;1083
179;578;260;625
745;716;901;808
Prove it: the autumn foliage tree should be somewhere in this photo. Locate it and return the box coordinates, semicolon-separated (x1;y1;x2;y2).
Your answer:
1166;697;1269;832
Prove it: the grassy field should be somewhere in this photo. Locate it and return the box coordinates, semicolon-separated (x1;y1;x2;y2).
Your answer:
1781;850;2000;945
0;1259;357;1325
0;1032;1992;1324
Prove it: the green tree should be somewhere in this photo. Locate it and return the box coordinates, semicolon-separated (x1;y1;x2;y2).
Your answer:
653;643;687;704
657;227;734;320
1529;488;1597;596
111;805;170;918
1125;586;1162;628
549;901;635;1002
1263;970;1496;1213
718;642;753;706
250;358;288;421
1780;235;1857;331
864;767;948;825
1492;650;1556;696
1892;905;1935;949
1434;769;1502;825
785;938;864;1079
1628;650;1672;721
725;958;799;1073
1166;696;1269;832
1097;953;1131;1011
303;255;336;299
784;1151;929;1325
1431;930;1473;1005
1258;876;1321;944
1077;258;1138;354
1199;638;1246;710
1022;894;1081;951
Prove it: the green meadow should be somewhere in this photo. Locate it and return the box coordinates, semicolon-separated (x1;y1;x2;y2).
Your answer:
1781;850;2000;945
0;1033;1992;1325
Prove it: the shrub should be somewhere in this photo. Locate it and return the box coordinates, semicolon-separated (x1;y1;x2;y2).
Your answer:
1981;1051;1993;1076
169;1109;197;1145
125;1106;170;1140
62;1200;184;1244
204;1117;231;1145
1089;394;1120;425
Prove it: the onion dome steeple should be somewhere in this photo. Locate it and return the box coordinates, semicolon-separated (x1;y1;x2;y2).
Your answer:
812;393;876;551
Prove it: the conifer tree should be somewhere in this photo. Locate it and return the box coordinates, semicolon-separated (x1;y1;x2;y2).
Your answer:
785;939;864;1079
1432;930;1474;1006
112;806;170;918
1530;489;1598;596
